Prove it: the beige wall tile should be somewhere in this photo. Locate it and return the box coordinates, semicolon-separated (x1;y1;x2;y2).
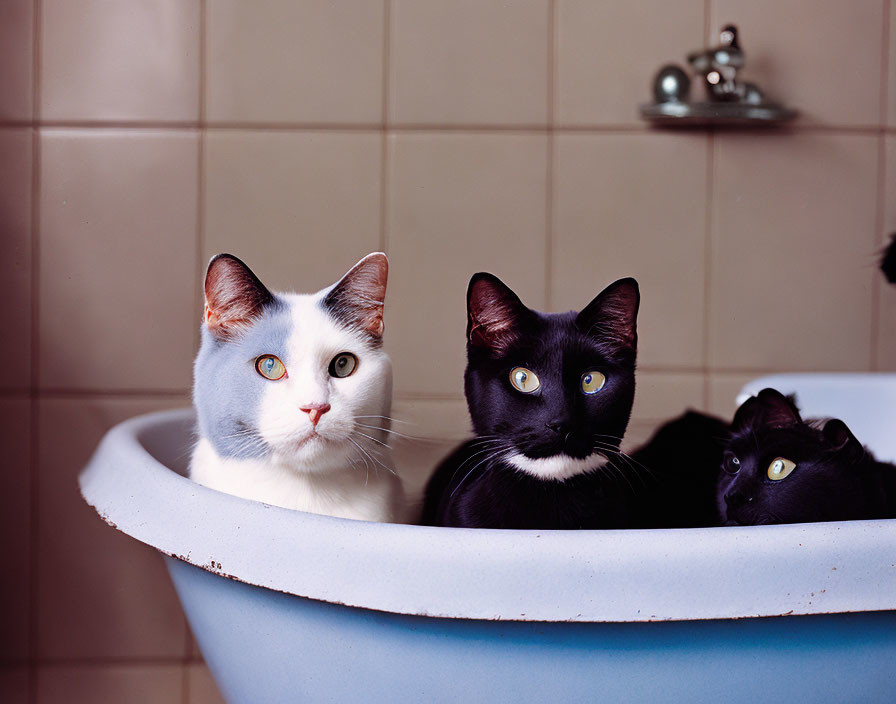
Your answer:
620;419;662;454
0;400;30;661
390;398;470;506
710;133;878;371
41;0;199;121
0;667;29;704
394;436;462;513
711;0;884;126
553;133;708;369
390;0;549;126
207;0;384;124
390;397;471;440
187;664;226;704
0;0;33;120
878;135;896;369
387;133;548;395
38;664;182;704
0;129;31;390
39;130;198;391
556;0;703;126
706;371;761;418
204;130;381;293
38;397;188;659
630;371;705;423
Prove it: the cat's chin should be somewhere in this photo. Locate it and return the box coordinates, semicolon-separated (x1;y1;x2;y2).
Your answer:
272;436;356;474
506;452;609;481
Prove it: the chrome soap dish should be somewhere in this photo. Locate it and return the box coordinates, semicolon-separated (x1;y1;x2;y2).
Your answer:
640;25;798;127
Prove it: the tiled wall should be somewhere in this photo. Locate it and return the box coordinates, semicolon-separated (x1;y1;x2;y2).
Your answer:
2;1;893;702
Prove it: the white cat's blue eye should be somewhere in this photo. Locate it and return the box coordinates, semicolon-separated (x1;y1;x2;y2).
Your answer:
509;367;540;393
329;352;358;379
581;370;607;395
255;354;287;381
767;457;796;481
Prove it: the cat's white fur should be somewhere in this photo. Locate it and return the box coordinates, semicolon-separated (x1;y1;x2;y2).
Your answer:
190;282;405;523
506;452;609;481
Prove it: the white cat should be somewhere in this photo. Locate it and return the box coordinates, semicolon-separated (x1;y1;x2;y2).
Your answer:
190;252;406;523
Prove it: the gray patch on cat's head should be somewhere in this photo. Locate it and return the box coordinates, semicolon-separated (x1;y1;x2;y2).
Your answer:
194;296;290;459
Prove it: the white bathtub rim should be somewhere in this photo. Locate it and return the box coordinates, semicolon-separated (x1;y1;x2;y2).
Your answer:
79;408;896;624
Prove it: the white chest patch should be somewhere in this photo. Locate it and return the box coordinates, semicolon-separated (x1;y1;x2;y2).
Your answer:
506;452;610;481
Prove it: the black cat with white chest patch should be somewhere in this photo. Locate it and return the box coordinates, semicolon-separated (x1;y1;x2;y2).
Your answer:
422;273;641;529
718;388;896;525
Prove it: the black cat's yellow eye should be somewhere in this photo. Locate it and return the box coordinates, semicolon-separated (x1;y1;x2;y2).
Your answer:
509;367;540;393
581;370;607;395
255;354;287;381
767;457;796;481
329;352;358;378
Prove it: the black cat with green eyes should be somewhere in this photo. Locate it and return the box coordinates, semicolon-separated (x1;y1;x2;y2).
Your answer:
718;388;896;526
422;272;644;529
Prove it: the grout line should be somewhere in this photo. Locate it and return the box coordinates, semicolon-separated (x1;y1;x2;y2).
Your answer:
393;392;467;402
35;389;191;400
382;0;390;129
33;120;204;130
880;0;891;128
184;5;207;701
2;120;893;136
703;0;712;44
544;0;555;310
870;0;890;370
198;0;207;126
193;0;207;363
29;0;42;699
198;0;207;125
871;134;887;370
181;665;190;704
32;656;191;668
379;0;391;254
702;132;715;408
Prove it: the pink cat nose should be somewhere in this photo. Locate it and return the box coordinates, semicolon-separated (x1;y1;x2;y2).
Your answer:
300;403;331;427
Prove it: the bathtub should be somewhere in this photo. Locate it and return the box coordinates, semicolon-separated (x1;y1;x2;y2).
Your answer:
80;374;896;703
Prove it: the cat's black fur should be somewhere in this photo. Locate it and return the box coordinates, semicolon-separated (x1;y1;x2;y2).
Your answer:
628;410;729;527
717;388;896;525
421;273;642;529
880;233;896;284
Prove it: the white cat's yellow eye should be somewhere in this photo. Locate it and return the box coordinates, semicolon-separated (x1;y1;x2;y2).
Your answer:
767;457;796;481
329;352;358;379
255;354;287;381
509;367;540;393
581;370;607;395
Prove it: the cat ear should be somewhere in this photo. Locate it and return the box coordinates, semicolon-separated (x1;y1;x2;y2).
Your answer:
732;387;802;432
822;418;863;457
754;388;802;428
467;273;531;354
731;396;762;433
204;254;275;341
322;252;388;342
575;278;640;358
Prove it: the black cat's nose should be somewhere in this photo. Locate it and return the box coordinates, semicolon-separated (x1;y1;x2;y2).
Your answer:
724;489;754;507
546;420;570;435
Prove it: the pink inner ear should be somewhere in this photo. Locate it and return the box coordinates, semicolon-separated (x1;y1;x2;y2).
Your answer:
468;278;522;351
755;389;802;428
204;255;272;340
324;254;388;339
